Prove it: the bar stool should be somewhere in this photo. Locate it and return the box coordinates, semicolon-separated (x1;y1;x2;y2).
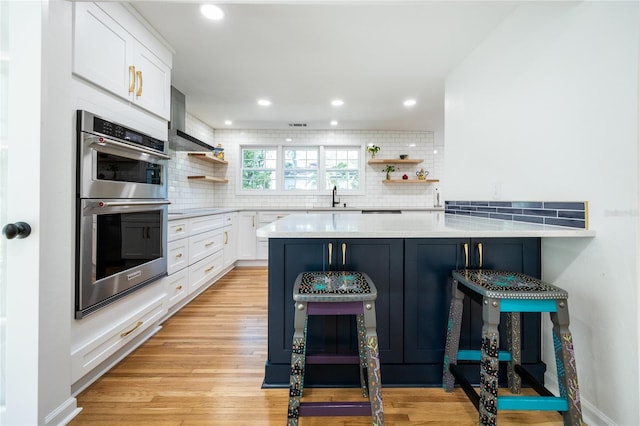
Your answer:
287;271;384;426
443;269;583;426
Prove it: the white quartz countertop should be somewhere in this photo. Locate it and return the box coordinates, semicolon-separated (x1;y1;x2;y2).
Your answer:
256;212;596;238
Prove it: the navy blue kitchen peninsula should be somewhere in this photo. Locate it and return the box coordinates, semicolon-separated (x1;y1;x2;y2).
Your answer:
257;213;595;387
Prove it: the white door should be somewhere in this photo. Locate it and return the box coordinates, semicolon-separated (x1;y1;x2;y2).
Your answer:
1;1;42;424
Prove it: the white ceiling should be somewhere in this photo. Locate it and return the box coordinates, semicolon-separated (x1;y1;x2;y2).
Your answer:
132;1;520;131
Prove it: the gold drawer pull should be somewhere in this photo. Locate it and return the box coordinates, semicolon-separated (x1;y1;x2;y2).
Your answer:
224;231;229;245
120;321;143;338
175;227;183;232
176;285;183;290
205;266;215;273
176;253;183;258
205;242;214;247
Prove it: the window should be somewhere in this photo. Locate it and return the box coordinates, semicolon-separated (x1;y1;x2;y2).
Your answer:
325;147;360;190
239;144;363;194
241;147;277;190
284;147;318;190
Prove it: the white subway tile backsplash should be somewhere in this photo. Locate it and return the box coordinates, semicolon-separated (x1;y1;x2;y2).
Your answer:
168;123;444;211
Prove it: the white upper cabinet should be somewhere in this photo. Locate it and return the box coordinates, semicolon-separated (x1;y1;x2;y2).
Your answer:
73;2;171;120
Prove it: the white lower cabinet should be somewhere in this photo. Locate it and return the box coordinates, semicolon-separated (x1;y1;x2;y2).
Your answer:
70;281;166;388
237;211;257;259
256;211;292;260
223;212;238;268
163;212;235;316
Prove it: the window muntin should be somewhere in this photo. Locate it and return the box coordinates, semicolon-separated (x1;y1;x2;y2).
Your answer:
284;147;318;190
238;145;362;194
241;147;277;190
325;148;360;190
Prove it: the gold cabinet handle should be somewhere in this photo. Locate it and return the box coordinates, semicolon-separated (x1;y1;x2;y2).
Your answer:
175;227;183;232
463;243;469;269
328;243;333;268
477;242;483;268
205;266;215;273
135;70;143;96
224;231;229;245
252;216;255;227
205;241;214;247
176;253;183;258
128;66;136;93
341;243;347;268
176;285;183;290
120;321;143;338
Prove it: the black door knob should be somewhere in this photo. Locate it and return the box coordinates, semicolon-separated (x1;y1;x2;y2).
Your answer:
2;222;32;239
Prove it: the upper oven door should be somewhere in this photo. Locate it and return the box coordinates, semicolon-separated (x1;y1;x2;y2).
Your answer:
79;132;170;199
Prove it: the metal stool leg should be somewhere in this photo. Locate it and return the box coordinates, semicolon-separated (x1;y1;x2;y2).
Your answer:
357;313;370;398
551;299;584;426
443;279;465;392
364;304;384;426
287;302;308;426
506;312;522;394
480;297;500;426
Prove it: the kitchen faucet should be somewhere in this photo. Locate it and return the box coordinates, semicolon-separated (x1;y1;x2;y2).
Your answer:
332;185;340;208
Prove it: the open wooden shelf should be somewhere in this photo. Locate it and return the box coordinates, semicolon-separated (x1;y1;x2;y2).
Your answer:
382;179;439;184
187;152;228;165
187;176;229;183
368;158;423;165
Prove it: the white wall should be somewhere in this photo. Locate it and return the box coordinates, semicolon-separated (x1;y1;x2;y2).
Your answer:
168;121;443;211
444;2;639;424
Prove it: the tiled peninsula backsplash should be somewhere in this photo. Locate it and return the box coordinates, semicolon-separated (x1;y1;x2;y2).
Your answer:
445;201;588;229
168;113;444;211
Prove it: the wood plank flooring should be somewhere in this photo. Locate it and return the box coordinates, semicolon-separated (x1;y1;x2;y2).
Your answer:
70;267;563;425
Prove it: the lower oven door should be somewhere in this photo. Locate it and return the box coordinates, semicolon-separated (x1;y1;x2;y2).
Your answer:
76;199;169;318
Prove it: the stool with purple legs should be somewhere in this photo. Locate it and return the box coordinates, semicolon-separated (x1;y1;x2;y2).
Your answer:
443;269;583;426
287;271;384;426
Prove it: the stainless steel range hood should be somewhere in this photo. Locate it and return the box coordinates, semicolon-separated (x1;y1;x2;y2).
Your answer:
168;86;215;152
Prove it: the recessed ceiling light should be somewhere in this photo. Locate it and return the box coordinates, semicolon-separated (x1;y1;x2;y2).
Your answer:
201;4;224;20
257;99;272;106
331;99;344;107
403;99;417;107
224;120;232;125
330;120;338;126
285;138;292;142
433;149;438;154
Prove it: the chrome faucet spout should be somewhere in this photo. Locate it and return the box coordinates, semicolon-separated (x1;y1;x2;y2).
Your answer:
332;186;340;208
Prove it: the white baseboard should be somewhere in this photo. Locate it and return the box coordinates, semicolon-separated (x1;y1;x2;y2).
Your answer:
544;371;617;426
44;396;82;426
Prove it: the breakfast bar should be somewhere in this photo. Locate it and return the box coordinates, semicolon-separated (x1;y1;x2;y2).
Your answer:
258;212;595;387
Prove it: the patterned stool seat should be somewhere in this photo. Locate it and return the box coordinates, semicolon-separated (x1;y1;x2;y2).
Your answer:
443;270;583;426
287;271;384;426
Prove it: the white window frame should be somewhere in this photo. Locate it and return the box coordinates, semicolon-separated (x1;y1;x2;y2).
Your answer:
237;143;365;195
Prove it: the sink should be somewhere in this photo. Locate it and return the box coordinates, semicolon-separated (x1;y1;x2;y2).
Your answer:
361;210;402;214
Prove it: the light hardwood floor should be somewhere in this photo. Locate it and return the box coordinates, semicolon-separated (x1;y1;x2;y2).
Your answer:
70;267;563;425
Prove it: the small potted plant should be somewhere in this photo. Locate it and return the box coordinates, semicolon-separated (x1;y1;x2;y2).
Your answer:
367;145;380;158
382;165;397;180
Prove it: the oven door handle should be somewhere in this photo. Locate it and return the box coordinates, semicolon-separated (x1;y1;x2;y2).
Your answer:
86;135;171;160
97;200;171;208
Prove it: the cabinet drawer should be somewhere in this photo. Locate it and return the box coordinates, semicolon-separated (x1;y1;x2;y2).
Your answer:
223;212;235;226
189;229;223;264
168;219;189;242
167;239;189;274
258;211;291;224
70;296;165;382
257;238;269;260
190;215;224;235
189;251;224;293
164;269;188;309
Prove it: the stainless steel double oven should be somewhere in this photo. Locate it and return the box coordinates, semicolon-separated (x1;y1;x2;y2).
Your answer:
75;110;171;318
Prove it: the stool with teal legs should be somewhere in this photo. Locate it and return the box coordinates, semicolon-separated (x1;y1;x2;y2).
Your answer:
443;269;583;426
